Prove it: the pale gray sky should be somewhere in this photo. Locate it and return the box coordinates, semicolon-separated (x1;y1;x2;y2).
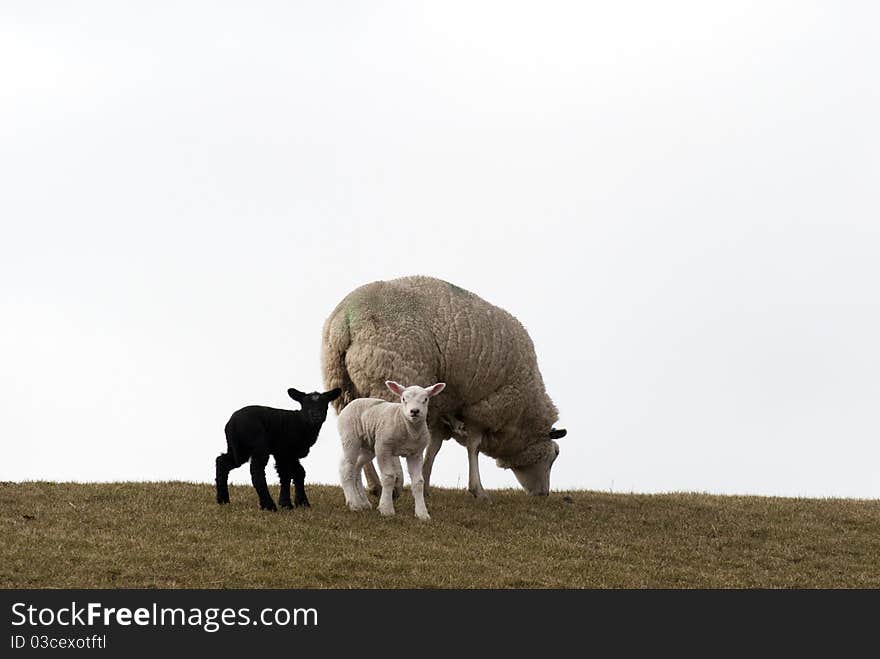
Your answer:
2;2;878;497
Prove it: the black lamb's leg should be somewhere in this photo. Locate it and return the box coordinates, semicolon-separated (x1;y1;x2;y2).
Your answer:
277;461;293;509
216;453;235;504
249;454;276;511
292;459;309;508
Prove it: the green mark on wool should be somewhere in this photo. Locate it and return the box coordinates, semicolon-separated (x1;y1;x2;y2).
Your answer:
344;302;360;327
444;280;469;297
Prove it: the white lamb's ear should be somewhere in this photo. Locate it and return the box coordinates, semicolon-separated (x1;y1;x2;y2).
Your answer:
385;381;406;397
426;382;446;397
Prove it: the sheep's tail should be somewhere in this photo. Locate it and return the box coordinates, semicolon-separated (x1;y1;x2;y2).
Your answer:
321;304;358;414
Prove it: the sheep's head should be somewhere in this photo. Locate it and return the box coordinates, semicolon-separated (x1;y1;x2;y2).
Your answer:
386;381;446;423
288;387;342;428
497;428;567;496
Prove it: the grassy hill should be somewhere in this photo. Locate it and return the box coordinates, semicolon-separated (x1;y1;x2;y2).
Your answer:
2;481;878;588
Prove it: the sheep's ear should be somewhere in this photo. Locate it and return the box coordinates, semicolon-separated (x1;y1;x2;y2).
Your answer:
426;382;446;397
288;388;306;402
549;428;567;439
324;388;342;402
385;381;406;397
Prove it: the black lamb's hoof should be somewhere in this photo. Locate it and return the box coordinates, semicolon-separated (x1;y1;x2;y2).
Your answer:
294;498;310;508
279;501;293;510
260;501;278;512
217;494;230;505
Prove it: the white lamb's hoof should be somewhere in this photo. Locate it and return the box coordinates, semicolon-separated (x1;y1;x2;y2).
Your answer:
378;507;395;517
415;512;431;522
348;501;371;512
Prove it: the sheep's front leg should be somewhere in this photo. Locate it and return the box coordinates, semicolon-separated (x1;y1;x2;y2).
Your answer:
376;447;398;517
367;458;403;499
406;453;430;521
392;457;404;500
291;459;309;508
250;454;277;511
466;433;491;502
277;463;293;509
368;457;402;499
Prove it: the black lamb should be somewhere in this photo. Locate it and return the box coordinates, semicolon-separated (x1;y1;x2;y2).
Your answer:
216;387;341;510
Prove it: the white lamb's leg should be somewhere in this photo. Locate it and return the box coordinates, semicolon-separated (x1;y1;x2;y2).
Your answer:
339;454;359;509
466;433;491;501
376;447;397;517
406;453;430;521
340;449;370;511
363;461;382;497
393;457;405;499
353;450;374;508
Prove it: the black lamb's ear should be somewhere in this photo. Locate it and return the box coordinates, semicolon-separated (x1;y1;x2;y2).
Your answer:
288;388;306;402
324;388;342;402
549;428;567;439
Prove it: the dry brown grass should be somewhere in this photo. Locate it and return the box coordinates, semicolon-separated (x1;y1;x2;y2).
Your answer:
2;481;878;588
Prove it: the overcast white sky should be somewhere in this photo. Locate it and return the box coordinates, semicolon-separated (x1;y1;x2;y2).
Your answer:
2;2;878;498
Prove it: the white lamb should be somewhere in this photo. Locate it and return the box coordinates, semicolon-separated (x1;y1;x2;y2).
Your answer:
337;381;445;521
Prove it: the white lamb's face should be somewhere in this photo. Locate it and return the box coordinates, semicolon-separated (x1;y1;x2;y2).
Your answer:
511;441;560;496
385;381;446;424
400;386;431;422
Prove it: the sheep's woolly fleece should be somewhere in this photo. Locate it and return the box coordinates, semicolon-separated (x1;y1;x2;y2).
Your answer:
321;276;561;466
494;441;558;470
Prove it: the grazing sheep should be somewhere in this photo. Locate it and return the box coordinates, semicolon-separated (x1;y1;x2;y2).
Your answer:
338;381;445;520
321;276;566;500
216;387;341;510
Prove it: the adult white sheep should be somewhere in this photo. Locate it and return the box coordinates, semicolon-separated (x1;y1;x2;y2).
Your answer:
321;275;567;499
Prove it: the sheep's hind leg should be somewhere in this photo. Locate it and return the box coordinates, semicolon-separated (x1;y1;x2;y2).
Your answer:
422;428;447;496
215;453;236;504
353;451;374;508
406;453;430;521
340;451;371;511
363;461;382;498
249;454;277;511
466;433;491;503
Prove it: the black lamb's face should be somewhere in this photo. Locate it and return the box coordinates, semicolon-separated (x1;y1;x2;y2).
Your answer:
288;387;342;426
